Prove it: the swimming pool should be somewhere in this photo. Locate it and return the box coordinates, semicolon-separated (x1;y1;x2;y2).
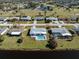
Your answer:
36;35;45;40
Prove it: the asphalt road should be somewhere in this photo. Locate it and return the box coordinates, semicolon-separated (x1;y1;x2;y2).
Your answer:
0;23;79;27
0;50;79;59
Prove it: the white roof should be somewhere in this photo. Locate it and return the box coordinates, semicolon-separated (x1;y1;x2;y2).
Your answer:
30;28;47;35
21;16;31;20
62;33;72;36
8;29;22;35
10;17;20;20
11;32;21;35
46;17;58;21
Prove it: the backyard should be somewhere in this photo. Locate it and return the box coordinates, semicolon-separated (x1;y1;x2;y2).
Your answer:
0;26;78;50
0;27;48;50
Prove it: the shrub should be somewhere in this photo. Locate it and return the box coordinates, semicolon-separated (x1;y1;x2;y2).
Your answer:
46;38;57;49
17;38;23;44
0;35;4;43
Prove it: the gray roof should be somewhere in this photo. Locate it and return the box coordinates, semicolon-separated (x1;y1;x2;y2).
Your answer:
0;17;6;21
73;27;79;31
34;17;44;20
0;28;6;33
46;17;58;21
0;28;8;35
20;16;31;20
51;27;72;36
71;16;78;20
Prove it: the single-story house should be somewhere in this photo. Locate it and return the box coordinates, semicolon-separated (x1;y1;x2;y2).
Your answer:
46;17;58;21
9;16;20;21
70;15;78;22
20;16;31;21
0;17;7;23
73;27;79;35
50;27;72;39
0;28;9;35
58;18;68;21
7;28;23;36
30;27;47;40
34;17;44;21
35;5;53;11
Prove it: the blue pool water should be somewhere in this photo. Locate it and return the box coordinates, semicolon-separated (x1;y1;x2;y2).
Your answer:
36;35;45;40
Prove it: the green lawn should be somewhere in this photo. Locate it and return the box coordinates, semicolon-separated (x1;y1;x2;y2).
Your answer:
0;6;79;18
56;36;79;49
1;31;79;50
0;26;79;50
0;5;79;50
63;25;75;29
37;20;45;24
0;27;48;50
12;21;34;24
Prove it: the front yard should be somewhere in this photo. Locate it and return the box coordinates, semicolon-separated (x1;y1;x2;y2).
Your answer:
12;21;34;24
0;27;48;50
37;20;45;24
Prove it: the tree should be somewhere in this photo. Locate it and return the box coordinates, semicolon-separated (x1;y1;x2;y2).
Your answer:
66;7;71;11
76;18;79;23
28;2;39;9
11;18;16;22
40;4;44;8
48;39;57;49
46;38;57;49
0;35;4;42
17;37;23;44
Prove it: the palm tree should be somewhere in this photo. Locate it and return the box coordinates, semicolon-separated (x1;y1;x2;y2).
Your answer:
48;39;57;49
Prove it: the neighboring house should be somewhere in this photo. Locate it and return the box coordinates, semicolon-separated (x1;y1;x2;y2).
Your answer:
71;16;78;21
30;27;47;40
17;3;25;9
7;28;23;36
35;5;53;11
3;7;11;11
50;27;72;39
0;28;9;35
0;17;7;24
9;17;20;21
46;17;58;21
54;0;79;6
20;16;31;21
34;17;44;21
73;27;79;35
